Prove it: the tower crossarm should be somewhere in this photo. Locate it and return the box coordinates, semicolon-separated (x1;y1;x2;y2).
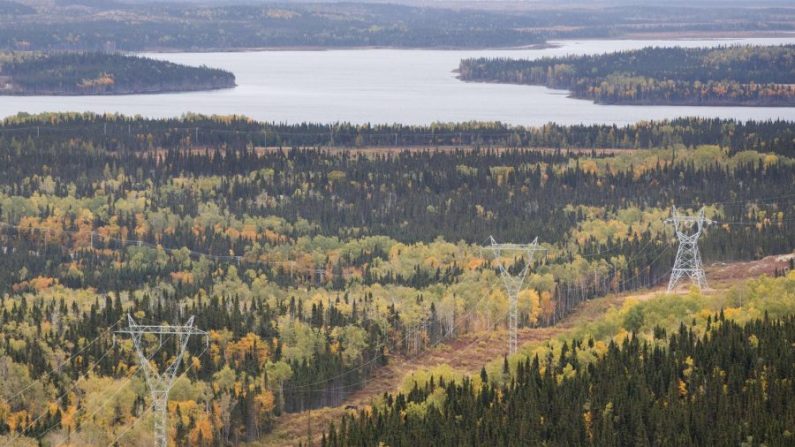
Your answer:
489;242;543;251
116;326;207;336
664;216;713;224
665;206;714;238
487;236;546;260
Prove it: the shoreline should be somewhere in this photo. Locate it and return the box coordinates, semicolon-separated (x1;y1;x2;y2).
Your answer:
2;32;790;56
130;32;794;54
137;42;557;54
0;83;237;97
458;78;795;108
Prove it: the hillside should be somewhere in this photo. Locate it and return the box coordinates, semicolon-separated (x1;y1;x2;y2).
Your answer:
1;2;793;51
261;254;795;446
0;52;235;95
459;45;795;106
0;114;793;446
327;297;795;446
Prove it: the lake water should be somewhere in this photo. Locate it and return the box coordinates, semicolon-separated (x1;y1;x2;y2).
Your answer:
3;38;795;125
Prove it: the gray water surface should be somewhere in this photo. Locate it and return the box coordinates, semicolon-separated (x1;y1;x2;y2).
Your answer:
3;38;795;125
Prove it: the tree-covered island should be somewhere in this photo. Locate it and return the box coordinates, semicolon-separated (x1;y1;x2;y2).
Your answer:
0;52;235;95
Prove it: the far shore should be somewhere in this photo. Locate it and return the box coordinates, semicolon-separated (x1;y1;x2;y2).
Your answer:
137;42;557;54
130;30;794;54
457;77;795;108
0;83;237;97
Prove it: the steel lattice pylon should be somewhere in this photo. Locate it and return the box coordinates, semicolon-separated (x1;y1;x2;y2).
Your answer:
666;207;713;292
484;236;546;355
117;315;207;447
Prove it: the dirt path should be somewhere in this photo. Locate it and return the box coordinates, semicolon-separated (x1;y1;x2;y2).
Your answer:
256;287;656;446
256;253;793;446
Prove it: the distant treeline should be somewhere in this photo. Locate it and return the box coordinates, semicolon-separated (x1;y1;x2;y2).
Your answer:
459;46;795;106
0;3;543;51
1;2;793;51
0;52;235;95
2;113;793;155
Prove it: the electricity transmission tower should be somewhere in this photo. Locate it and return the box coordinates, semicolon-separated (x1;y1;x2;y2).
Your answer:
484;236;546;355
666;207;713;292
117;315;207;447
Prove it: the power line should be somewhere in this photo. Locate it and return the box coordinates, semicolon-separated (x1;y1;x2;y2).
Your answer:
289;243;675;414
1;187;792;279
6;332;175;447
0;213;756;401
289;286;499;392
290;295;507;393
3;315;126;406
0;221;549;397
283;244;678;402
672;192;795;210
0;210;715;424
107;400;155;447
8;345;117;444
0;203;789;417
615;245;672;292
0;220;327;278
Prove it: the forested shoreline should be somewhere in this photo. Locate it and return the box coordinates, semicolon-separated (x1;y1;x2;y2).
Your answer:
459;46;795;106
0;113;793;445
0;53;235;95
1;2;793;51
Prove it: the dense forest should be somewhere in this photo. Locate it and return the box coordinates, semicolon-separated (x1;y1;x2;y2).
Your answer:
0;52;235;95
459;45;795;106
0;114;793;445
1;1;793;51
325;310;795;446
2;113;794;155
